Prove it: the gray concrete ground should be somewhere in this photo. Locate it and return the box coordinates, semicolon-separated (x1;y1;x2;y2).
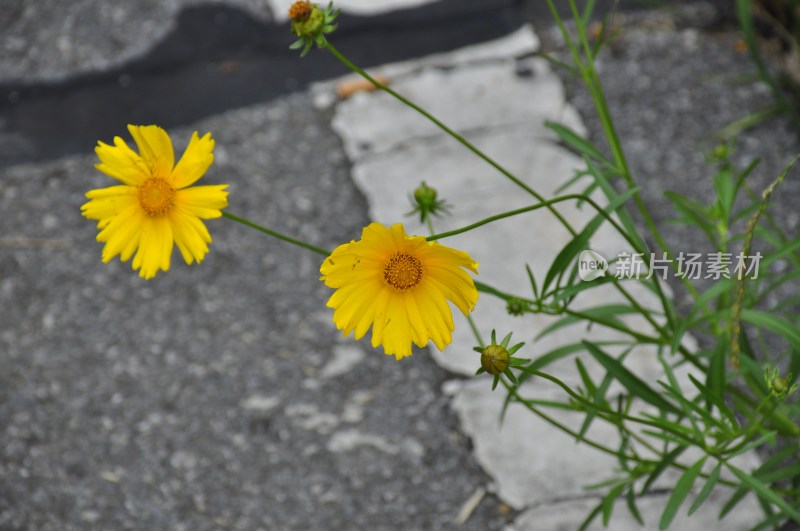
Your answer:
1;0;799;530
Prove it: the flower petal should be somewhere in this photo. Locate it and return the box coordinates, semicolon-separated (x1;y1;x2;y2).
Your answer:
174;185;229;219
131;217;174;279
95;137;150;186
171;132;215;189
128;125;175;180
81;185;138;224
96;205;143;263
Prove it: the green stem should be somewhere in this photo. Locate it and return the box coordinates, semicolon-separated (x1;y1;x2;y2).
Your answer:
223;212;331;256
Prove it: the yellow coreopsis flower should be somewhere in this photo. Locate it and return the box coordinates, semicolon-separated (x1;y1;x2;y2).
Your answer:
320;223;479;360
81;125;228;279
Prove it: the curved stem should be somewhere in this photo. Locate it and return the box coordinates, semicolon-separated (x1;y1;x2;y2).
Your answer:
223;212;331;256
323;40;581;239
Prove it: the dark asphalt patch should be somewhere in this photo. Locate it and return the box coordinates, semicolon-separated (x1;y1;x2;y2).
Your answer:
0;0;525;169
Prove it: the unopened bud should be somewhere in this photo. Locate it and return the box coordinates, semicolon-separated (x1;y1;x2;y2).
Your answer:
481;344;509;375
413;182;437;206
506;298;527;316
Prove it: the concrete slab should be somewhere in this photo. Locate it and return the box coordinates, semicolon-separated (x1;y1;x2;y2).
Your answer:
331;57;576;160
268;0;437;21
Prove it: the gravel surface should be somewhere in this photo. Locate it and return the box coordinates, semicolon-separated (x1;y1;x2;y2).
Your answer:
0;0;273;82
0;93;508;530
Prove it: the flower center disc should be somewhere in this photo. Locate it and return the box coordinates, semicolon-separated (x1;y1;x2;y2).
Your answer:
383;252;423;291
138;178;175;217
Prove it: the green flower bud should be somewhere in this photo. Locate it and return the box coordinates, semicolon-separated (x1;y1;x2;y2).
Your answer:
406;181;451;224
772;376;790;396
413;182;437;206
765;366;797;399
711;143;729;161
506;298;527;316
481;344;509;375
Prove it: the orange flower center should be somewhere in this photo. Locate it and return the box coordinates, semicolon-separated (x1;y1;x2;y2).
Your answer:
288;0;312;21
138;178;175;217
383;252;423;291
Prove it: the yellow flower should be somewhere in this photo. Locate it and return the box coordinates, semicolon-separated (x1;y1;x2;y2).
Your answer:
81;125;228;279
320;223;479;360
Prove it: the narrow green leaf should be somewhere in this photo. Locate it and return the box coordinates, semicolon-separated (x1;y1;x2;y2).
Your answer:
541;186;637;294
707;339;727;412
577;498;604;531
727;463;800;522
642;446;687;495
741;309;800;352
602;484;626;526
584;157;647;253
546;120;610;164
626;487;645;525
725;431;776;460
687;374;738;430
719;485;749;519
525;263;540;300
660;456;707;529
575;358;597;396
536;305;639;341
688;462;721;516
578;349;629;442
583;341;680;414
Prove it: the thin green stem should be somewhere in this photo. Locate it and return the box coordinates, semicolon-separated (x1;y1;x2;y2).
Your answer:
223;212;331;256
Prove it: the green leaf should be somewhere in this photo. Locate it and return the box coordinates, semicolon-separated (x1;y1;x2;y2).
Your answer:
660;456;707;529
545;120;611;165
719;484;749;519
585;157;647;253
741;309;800;352
602;483;626;526
688;462;721;516
575;358;597;396
583;341;680;414
707;339;727;412
642;446;687;495
725;431;776;460
578;349;629;442
727;463;800;522
577;498;604;531
536;305;640;341
525;264;540;301
664;191;717;245
626;487;645;525
526;343;588;373
713;166;736;223
541;188;637;295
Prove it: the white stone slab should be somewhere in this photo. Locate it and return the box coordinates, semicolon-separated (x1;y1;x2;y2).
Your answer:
451;379;620;509
268;0;437;22
332;57;576;160
508;490;764;530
